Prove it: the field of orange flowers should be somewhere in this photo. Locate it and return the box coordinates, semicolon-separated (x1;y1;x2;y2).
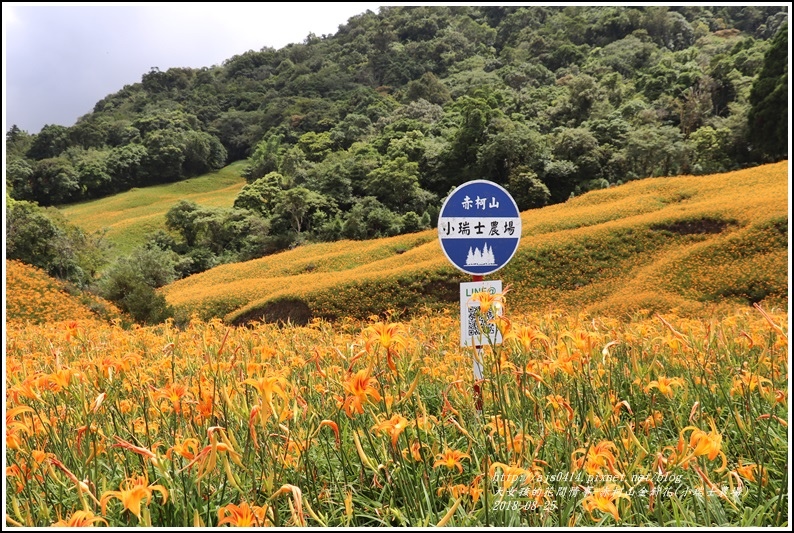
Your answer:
5;293;788;526
5;260;123;327
159;161;788;325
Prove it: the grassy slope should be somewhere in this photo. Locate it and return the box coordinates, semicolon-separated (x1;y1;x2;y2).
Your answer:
160;161;789;324
59;161;247;255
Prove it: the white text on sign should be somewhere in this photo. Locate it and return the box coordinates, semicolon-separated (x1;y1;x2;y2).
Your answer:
460;195;502;210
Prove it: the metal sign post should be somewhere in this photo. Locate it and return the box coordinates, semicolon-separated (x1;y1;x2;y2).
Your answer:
438;180;521;415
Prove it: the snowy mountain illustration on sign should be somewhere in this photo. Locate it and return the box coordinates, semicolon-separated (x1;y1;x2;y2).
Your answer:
465;243;496;266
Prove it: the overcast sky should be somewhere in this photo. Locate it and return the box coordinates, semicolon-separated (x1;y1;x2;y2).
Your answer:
3;2;384;134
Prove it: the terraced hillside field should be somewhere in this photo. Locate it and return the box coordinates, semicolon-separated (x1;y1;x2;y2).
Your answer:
161;161;789;324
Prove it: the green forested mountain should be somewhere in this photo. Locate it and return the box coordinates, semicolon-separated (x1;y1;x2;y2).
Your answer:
5;6;789;317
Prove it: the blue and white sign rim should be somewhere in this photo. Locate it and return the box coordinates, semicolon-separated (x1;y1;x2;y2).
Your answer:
437;180;522;276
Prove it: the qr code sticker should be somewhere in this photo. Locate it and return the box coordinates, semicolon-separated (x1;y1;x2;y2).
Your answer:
467;305;496;338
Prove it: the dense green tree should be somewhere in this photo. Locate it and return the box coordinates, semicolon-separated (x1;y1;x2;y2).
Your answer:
182;130;228;175
140;129;186;182
7;198;67;277
329;113;373;150
296;131;334;162
303;153;355;207
590;35;659;78
165;200;204;247
105;143;147;189
6;124;34;157
621;124;686;178
364;156;423;212
507;170;552;210
210;110;266;161
233;172;284;216
552;127;603;183
243;134;284;182
26;124;71;160
273;187;332;235
98;246;177;324
403;72;452;105
747;24;788;161
6;197;108;285
74;149;113;197
476;118;547;184
687;125;734;174
70;119;107;149
442;94;505;187
541;159;579;202
400;211;427;233
342;196;402;239
6;156;35;199
30;156;80;204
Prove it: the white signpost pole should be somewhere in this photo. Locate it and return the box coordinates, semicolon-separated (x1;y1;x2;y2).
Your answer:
438;180;521;417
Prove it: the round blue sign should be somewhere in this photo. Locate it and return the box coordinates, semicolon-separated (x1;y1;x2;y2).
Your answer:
437;180;522;276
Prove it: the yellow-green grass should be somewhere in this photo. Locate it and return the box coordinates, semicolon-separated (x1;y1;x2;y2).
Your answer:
59;161;247;254
161;161;789;324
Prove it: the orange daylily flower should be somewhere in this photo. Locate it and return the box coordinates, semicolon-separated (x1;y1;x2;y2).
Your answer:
679;418;727;471
730;370;772;396
483;415;516;440
572;440;621;477
166;437;201;461
52;510;108;527
402;439;425;462
153;382;190;414
100;473;169;519
194;390;215;423
467;286;509;315
6;405;34;450
363;321;407;372
90;392;106;413
371;413;411;447
8;376;43;402
488;462;532;493
546;394;575;421
490;313;512;337
363;321;406;353
582;484;630;522
217;501;271;527
467;475;485;505
180;437;243;482
341;368;381;417
111;436;161;464
434;448;471;474
640;411;664;433
506;431;533;456
46;368;77;392
269;484;307;527
645;376;685;398
437;482;469;499
243;374;291;421
7;464;28;493
504;325;550;352
734;459;768;486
